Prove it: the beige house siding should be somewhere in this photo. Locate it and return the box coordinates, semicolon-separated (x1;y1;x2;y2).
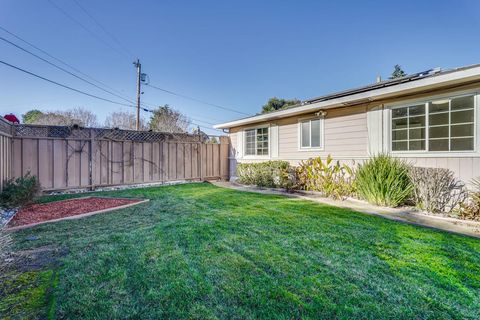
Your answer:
227;85;480;184
277;105;368;159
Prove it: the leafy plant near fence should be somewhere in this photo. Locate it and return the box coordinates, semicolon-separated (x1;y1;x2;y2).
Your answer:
296;155;355;200
236;161;292;188
458;178;480;220
355;155;412;207
0;172;41;209
409;167;468;213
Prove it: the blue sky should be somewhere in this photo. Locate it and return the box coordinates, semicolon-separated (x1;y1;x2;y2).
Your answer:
1;0;480;134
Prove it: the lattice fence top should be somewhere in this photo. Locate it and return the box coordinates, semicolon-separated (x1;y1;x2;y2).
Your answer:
12;124;203;142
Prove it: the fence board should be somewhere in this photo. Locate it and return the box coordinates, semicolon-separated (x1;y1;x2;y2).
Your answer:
168;143;176;180
123;141;133;184
53;140;66;189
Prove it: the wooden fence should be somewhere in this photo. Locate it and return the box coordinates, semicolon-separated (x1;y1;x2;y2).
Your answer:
0;119;12;191
0;122;229;191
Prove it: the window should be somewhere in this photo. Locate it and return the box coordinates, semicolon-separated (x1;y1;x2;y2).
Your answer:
245;127;269;156
391;94;475;152
300;118;323;149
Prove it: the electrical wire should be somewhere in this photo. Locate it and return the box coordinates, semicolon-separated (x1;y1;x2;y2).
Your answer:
46;0;131;61
0;25;134;102
71;0;134;59
144;83;250;116
0;59;134;107
1;59;222;133
0;36;136;105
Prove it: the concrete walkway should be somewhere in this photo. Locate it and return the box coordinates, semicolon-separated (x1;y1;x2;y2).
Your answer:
212;181;480;239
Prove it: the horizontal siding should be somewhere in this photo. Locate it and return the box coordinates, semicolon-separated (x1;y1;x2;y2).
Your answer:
404;157;480;186
278;104;368;159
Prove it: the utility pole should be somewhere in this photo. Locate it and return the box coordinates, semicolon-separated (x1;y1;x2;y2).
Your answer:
133;59;141;131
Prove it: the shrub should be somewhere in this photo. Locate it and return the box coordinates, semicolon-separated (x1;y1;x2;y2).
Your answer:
0;172;41;209
409;167;467;213
296;155;355;200
355;155;412;207
236;161;292;188
458;178;480;220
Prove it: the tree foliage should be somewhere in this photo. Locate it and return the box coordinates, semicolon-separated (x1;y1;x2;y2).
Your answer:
261;97;301;114
22;109;43;124
21;107;98;127
390;64;407;79
148;105;190;133
105;111;146;130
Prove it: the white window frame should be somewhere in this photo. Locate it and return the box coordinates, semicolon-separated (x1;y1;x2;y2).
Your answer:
298;116;325;151
243;125;270;158
387;91;479;156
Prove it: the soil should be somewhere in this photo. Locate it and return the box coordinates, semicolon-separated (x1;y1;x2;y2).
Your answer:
8;197;142;227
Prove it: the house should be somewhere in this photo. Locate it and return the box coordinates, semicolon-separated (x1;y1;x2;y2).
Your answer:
214;64;480;184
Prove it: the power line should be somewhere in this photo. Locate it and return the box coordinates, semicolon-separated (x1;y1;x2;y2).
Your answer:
144;83;250;116
0;25;135;102
46;0;131;61
0;36;136;105
0;59;134;107
71;0;134;59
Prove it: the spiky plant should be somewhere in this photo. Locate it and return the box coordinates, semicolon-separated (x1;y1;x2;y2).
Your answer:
355;155;413;207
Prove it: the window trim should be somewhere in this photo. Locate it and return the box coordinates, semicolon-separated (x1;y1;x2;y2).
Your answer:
243;125;270;158
387;91;478;156
298;116;325;151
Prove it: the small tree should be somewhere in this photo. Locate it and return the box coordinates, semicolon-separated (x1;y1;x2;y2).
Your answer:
261;97;300;114
149;105;190;133
390;64;407;79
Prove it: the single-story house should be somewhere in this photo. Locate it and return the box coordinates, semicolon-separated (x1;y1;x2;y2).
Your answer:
214;64;480;184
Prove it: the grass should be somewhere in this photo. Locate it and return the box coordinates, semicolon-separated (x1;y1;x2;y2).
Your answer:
1;182;480;319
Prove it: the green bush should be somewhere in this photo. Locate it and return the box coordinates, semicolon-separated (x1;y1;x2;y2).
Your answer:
0;172;41;209
355;155;413;207
236;161;291;188
296;155;355;200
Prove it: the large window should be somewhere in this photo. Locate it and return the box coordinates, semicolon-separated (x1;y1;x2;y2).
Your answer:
300;118;323;149
245;127;269;156
392;95;475;152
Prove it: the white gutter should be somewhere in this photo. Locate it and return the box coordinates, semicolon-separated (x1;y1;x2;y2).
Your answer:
214;65;480;129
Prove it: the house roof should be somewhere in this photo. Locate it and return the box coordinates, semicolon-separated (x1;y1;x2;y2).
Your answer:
214;64;480;129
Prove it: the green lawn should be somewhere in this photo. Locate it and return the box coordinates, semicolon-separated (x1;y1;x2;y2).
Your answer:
1;183;480;319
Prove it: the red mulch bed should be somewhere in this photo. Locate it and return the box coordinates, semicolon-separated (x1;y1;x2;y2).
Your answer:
8;197;142;227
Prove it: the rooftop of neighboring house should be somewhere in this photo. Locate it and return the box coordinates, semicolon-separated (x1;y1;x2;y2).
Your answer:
214;64;480;129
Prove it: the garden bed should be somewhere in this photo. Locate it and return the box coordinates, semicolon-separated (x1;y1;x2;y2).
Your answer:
6;197;147;230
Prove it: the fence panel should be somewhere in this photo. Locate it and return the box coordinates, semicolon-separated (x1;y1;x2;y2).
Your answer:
0;119;13;191
3;125;230;191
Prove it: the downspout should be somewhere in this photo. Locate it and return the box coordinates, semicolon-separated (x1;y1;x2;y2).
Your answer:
381;104;385;154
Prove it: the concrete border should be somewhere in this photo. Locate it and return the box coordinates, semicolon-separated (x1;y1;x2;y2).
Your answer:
211;181;480;239
6;198;149;231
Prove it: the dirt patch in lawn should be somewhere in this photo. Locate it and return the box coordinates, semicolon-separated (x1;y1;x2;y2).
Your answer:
7;197;144;228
